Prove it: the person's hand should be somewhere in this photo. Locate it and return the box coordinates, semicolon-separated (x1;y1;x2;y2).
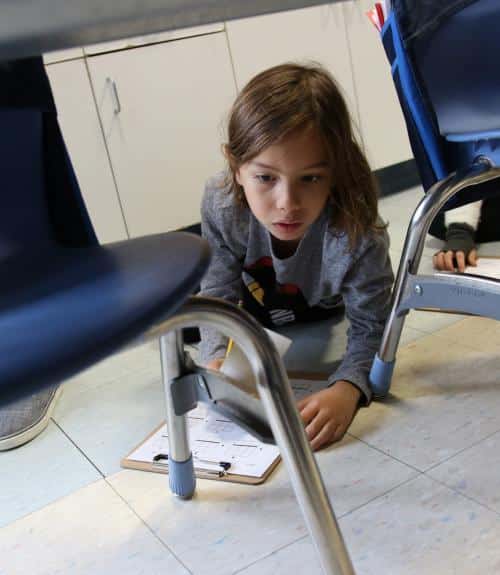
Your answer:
206;358;224;371
433;248;477;272
297;381;362;451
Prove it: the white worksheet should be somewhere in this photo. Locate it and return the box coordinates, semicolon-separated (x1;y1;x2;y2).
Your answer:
123;377;329;482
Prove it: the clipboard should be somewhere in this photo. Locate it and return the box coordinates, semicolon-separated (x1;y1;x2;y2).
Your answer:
121;372;330;484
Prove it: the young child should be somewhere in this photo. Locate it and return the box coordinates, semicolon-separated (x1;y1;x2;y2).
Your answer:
199;63;393;451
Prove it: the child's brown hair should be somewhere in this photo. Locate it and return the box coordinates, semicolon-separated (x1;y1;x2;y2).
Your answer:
224;62;382;247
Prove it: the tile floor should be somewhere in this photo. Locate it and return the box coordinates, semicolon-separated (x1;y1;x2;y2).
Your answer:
2;186;500;575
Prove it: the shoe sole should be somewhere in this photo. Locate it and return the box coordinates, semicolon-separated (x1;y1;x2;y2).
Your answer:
0;386;63;451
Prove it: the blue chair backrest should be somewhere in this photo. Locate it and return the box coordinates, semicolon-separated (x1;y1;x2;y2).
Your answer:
414;0;500;173
384;0;500;190
414;0;500;142
0;109;54;259
0;58;97;262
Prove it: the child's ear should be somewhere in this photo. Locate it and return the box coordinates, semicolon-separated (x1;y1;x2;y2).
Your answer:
235;169;243;187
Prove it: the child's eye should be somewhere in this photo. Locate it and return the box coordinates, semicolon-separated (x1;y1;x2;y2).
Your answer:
302;174;322;183
254;174;275;184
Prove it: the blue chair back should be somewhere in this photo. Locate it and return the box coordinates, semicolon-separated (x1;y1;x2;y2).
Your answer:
0;58;210;405
0;58;97;261
382;0;500;239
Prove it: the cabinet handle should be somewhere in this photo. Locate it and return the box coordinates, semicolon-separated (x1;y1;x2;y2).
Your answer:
107;77;121;114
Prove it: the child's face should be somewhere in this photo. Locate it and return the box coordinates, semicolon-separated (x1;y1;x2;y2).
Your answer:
236;127;332;245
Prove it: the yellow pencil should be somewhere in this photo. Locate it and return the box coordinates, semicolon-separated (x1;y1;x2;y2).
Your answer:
225;338;234;358
225;300;243;358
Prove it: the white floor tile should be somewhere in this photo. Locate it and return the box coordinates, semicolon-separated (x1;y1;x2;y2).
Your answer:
107;434;416;575
428;430;500;513
435;315;500;353
404;309;468;334
53;363;166;476
0;479;189;575
0;420;100;528
238;475;500;575
109;467;307;575
341;474;500;575
61;341;160;398
350;329;500;470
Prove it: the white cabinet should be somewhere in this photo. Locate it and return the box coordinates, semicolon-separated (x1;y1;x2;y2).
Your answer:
84;23;224;55
226;1;413;172
43;47;84;64
226;3;360;131
343;0;412;170
45;7;416;241
46;59;129;243
87;32;236;237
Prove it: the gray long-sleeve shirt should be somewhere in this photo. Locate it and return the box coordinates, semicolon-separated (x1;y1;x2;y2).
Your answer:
199;175;394;404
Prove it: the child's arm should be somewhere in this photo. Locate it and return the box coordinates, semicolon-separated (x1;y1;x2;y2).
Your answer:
332;228;393;405
296;231;392;450
322;226;393;405
298;227;394;449
199;181;246;364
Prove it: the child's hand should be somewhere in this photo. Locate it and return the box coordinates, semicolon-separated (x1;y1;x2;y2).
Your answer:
433;248;477;272
297;381;361;451
206;358;224;371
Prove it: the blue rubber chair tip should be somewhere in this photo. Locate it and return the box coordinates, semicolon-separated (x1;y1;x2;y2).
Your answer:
369;355;395;399
169;455;196;499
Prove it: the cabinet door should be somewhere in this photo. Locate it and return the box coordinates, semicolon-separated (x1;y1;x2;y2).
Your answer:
87;33;236;237
226;3;360;129
46;59;128;243
343;1;412;170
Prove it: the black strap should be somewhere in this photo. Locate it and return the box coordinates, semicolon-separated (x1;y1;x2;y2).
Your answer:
442;222;476;257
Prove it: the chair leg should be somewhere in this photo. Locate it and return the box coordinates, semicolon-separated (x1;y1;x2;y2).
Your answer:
152;296;355;575
160;330;196;499
370;160;500;397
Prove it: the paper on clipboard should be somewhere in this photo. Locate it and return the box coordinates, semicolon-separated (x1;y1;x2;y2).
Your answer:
123;405;281;483
464;257;500;280
122;375;330;484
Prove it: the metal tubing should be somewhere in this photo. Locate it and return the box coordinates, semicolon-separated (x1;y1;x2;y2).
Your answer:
159;330;191;462
149;296;355;575
400;272;500;319
378;162;500;362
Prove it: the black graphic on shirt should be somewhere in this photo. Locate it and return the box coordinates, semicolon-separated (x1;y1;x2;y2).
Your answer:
242;256;343;327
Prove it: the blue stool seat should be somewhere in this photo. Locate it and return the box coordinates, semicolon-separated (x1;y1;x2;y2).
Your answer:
0;232;210;405
0;57;210;405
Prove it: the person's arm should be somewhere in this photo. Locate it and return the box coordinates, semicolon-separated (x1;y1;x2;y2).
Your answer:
433;201;481;272
199;184;245;365
331;228;393;404
298;228;393;450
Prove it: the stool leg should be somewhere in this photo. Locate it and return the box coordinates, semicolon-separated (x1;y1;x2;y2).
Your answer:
160;330;196;499
152;298;356;575
370;193;434;397
371;161;500;397
256;363;355;575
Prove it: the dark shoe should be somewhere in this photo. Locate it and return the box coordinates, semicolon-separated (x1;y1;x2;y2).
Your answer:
0;385;62;451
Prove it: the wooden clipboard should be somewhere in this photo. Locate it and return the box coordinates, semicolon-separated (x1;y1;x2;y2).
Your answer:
121;371;330;485
121;422;281;485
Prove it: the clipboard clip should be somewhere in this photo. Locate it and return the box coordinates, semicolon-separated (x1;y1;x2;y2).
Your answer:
153;453;231;477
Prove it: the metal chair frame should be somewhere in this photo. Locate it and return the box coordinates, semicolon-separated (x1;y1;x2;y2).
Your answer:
370;161;500;396
148;296;355;575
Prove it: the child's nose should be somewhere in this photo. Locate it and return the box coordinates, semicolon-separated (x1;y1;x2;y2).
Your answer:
276;182;300;212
